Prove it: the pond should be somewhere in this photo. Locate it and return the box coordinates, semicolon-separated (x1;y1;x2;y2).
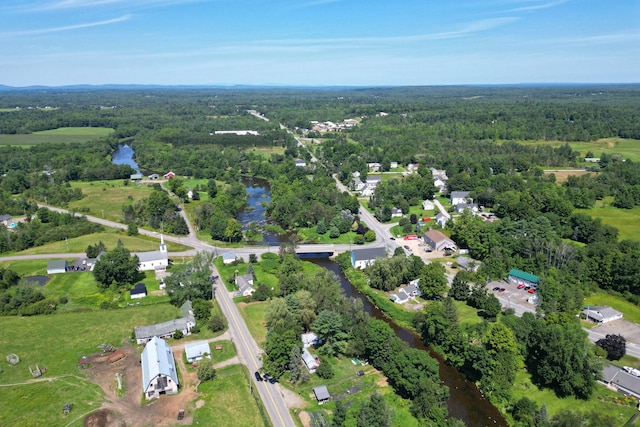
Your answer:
111;144;140;173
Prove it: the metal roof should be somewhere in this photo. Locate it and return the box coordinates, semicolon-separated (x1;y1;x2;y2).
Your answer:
141;337;178;392
351;247;386;261
184;341;211;361
137;250;167;263
508;269;539;283
313;385;330;401
47;260;68;271
131;282;147;296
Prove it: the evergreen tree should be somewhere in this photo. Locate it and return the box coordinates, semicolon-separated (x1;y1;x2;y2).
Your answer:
289;345;302;384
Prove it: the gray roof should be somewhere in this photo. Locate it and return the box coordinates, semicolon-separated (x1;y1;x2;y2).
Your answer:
313;385;331;401
137;250;167;263
450;191;471;198
352;247;387;262
236;274;254;294
141;337;178;391
131;282;147;296
601;364;640;397
180;300;195;323
0;214;11;222
47;260;68;270
582;306;622;322
184;341;211;361
456;256;478;270
135;318;191;340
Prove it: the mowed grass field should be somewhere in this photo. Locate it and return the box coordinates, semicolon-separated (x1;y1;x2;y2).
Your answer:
68;179;156;223
577;197;640;241
0;127;114;146
516;137;640;162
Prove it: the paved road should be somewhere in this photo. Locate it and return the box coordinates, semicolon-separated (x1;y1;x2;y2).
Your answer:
211;268;296;427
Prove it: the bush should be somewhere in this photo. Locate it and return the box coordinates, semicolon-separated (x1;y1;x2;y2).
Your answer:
173;329;184;339
208;313;227;332
316;360;334;379
197;357;216;381
59;296;68;304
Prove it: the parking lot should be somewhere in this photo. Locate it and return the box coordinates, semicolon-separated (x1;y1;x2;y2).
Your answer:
486;279;538;315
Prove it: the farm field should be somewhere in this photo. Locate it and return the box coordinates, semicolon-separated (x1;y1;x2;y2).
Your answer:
577;197;640;241
67;179;156;223
515;137;640;162
0;127;114;146
7;230;192;255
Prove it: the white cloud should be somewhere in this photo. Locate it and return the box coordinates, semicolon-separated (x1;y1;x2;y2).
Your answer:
508;0;569;12
7;0;205;12
0;15;131;37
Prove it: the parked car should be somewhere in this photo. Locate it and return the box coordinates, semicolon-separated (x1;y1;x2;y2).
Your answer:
492;287;501;291
404;245;410;250
517;284;525;289
499;288;506;292
390;237;395;240
524;286;531;291
254;371;262;381
528;288;536;294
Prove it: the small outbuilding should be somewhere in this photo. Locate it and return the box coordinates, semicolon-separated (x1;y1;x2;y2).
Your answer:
302;348;320;373
47;260;68;274
313;385;331;404
184;341;211;363
130;283;147;299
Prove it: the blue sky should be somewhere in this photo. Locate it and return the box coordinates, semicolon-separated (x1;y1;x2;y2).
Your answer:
1;0;638;86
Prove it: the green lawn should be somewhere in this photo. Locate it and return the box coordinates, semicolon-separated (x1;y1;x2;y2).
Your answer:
516;137;640;162
0;127;114;146
68;179;156;223
192;364;269;427
237;301;268;345
453;300;483;326
8;230;191;255
584;291;640;324
510;370;636;423
0;304;180;384
577;197;640;241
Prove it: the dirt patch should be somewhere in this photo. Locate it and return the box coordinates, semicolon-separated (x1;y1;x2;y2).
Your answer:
281;387;308;409
83;340;201;427
299;410;311;427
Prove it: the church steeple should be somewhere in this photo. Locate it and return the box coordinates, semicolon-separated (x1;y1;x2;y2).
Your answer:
160;234;167;253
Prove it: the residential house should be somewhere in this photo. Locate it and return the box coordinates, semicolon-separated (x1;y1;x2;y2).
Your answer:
184;341;211;363
134;300;196;344
302;332;321;348
434;178;447;193
222;252;237;265
47;260;68;274
352;177;366;192
423;230;456;252
508;269;539;288
389;162;398;169
582;306;623;324
455;203;479;214
601;364;640;399
235;273;255;297
435;212;450;228
187;188;193;199
351;247;387;269
343;119;358;127
391;208;403;218
313;385;331;404
130;282;147;299
141;337;179;399
137;236;168;272
367;162;381;171
450;191;472;206
422;200;435;211
148;173;160;180
584;157;601;163
430;168;448;179
163;171;176;179
390;279;422;304
302;348;320;373
407;163;419;172
295;159;307;167
456;256;480;272
0;214;12;227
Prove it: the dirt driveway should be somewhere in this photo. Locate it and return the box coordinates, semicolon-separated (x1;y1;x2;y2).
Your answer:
82;341;199;427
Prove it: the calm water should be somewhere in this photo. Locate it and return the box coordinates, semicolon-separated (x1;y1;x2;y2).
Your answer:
111;144;140;173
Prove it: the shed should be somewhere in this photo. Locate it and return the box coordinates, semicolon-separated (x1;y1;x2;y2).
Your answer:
47;260;68;274
130;283;147;299
184;341;211;363
313;385;331;404
302;348;320;373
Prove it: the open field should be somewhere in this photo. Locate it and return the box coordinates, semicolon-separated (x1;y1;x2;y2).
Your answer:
577;197;640;241
68;179;156;223
237;301;268;345
192;364;269;427
584;291;640;324
0;127;114;146
544;169;592;183
515;137;640;162
7;230;192;255
510;370;636;423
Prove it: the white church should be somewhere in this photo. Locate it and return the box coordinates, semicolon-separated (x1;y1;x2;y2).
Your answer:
137;235;169;272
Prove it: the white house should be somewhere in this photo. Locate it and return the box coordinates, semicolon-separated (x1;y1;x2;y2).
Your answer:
450;191;472;206
434;178;447;193
46;260;68;274
390;162;398;169
351;247;387;269
302;348;320;373
295;159;307;167
423;230;456;252
222;252;237;265
391;208;403;218
184;341;211;363
302;332;321;348
582;306;623;323
435;212;450;228
235;273;255;297
141;337;179;400
137;236;168;272
390;280;422;304
422;200;435;210
455;203;479;214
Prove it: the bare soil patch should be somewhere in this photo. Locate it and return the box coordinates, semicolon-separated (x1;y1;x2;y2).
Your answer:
299;410;312;427
82;340;200;427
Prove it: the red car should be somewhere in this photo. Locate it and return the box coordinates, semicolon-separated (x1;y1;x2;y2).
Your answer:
528;288;536;294
517;284;525;289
